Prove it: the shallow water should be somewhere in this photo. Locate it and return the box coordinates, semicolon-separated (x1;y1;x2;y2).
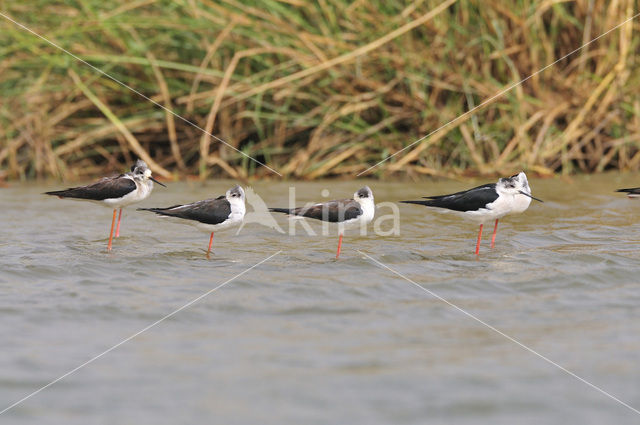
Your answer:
1;173;640;424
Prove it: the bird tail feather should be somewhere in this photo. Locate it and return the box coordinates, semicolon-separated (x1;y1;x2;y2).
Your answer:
269;207;293;214
399;200;432;206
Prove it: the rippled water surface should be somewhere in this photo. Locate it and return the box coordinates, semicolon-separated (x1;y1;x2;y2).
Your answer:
1;173;640;424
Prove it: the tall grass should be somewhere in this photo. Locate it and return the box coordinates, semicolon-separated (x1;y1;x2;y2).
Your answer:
1;0;639;181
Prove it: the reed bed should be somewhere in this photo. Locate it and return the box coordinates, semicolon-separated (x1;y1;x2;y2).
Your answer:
1;0;639;182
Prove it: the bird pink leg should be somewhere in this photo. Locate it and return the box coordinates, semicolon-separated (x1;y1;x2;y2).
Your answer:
207;232;214;257
490;219;499;249
475;224;483;256
115;208;123;238
107;208;117;252
336;233;343;259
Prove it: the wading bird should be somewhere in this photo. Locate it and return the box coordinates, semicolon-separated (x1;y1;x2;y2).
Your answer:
139;185;245;257
269;186;375;259
45;159;166;251
401;172;542;255
616;187;640;198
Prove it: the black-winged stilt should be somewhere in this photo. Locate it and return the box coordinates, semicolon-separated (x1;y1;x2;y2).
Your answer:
616;187;640;198
269;186;375;259
45;159;166;251
401;172;542;255
138;185;245;257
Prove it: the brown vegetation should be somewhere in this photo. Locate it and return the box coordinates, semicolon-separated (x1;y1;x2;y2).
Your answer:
1;0;639;182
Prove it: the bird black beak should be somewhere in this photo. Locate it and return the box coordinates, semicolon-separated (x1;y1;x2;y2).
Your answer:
151;177;167;187
519;190;543;202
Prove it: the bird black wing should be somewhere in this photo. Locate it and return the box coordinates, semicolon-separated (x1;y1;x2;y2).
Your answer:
139;197;231;225
401;183;498;212
45;176;135;201
270;199;362;222
616;187;640;195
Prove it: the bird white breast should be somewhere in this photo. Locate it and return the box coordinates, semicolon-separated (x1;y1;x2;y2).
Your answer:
228;197;246;223
103;177;153;208
358;198;375;224
511;193;532;214
339;198;375;229
465;192;529;224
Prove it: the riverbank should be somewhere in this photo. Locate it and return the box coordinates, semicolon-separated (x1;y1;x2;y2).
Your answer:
1;1;638;181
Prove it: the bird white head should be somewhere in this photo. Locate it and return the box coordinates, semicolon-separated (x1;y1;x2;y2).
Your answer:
353;186;375;223
130;159;166;187
496;171;542;212
131;159;149;178
226;185;246;202
353;186;374;204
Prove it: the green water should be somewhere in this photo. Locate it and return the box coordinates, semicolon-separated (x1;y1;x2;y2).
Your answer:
1;173;639;424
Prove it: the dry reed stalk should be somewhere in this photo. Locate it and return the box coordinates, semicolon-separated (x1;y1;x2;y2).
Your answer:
68;69;171;177
224;0;457;105
185;19;237;114
54;115;162;156
460;123;487;174
385;125;452;173
198;46;302;178
305;144;363;179
206;155;243;180
2;0;639;181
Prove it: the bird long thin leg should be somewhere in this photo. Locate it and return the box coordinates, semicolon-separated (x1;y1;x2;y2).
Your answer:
475;224;483;255
207;232;214;256
107;208;117;251
490;219;499;249
115;208;123;238
336;233;343;259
